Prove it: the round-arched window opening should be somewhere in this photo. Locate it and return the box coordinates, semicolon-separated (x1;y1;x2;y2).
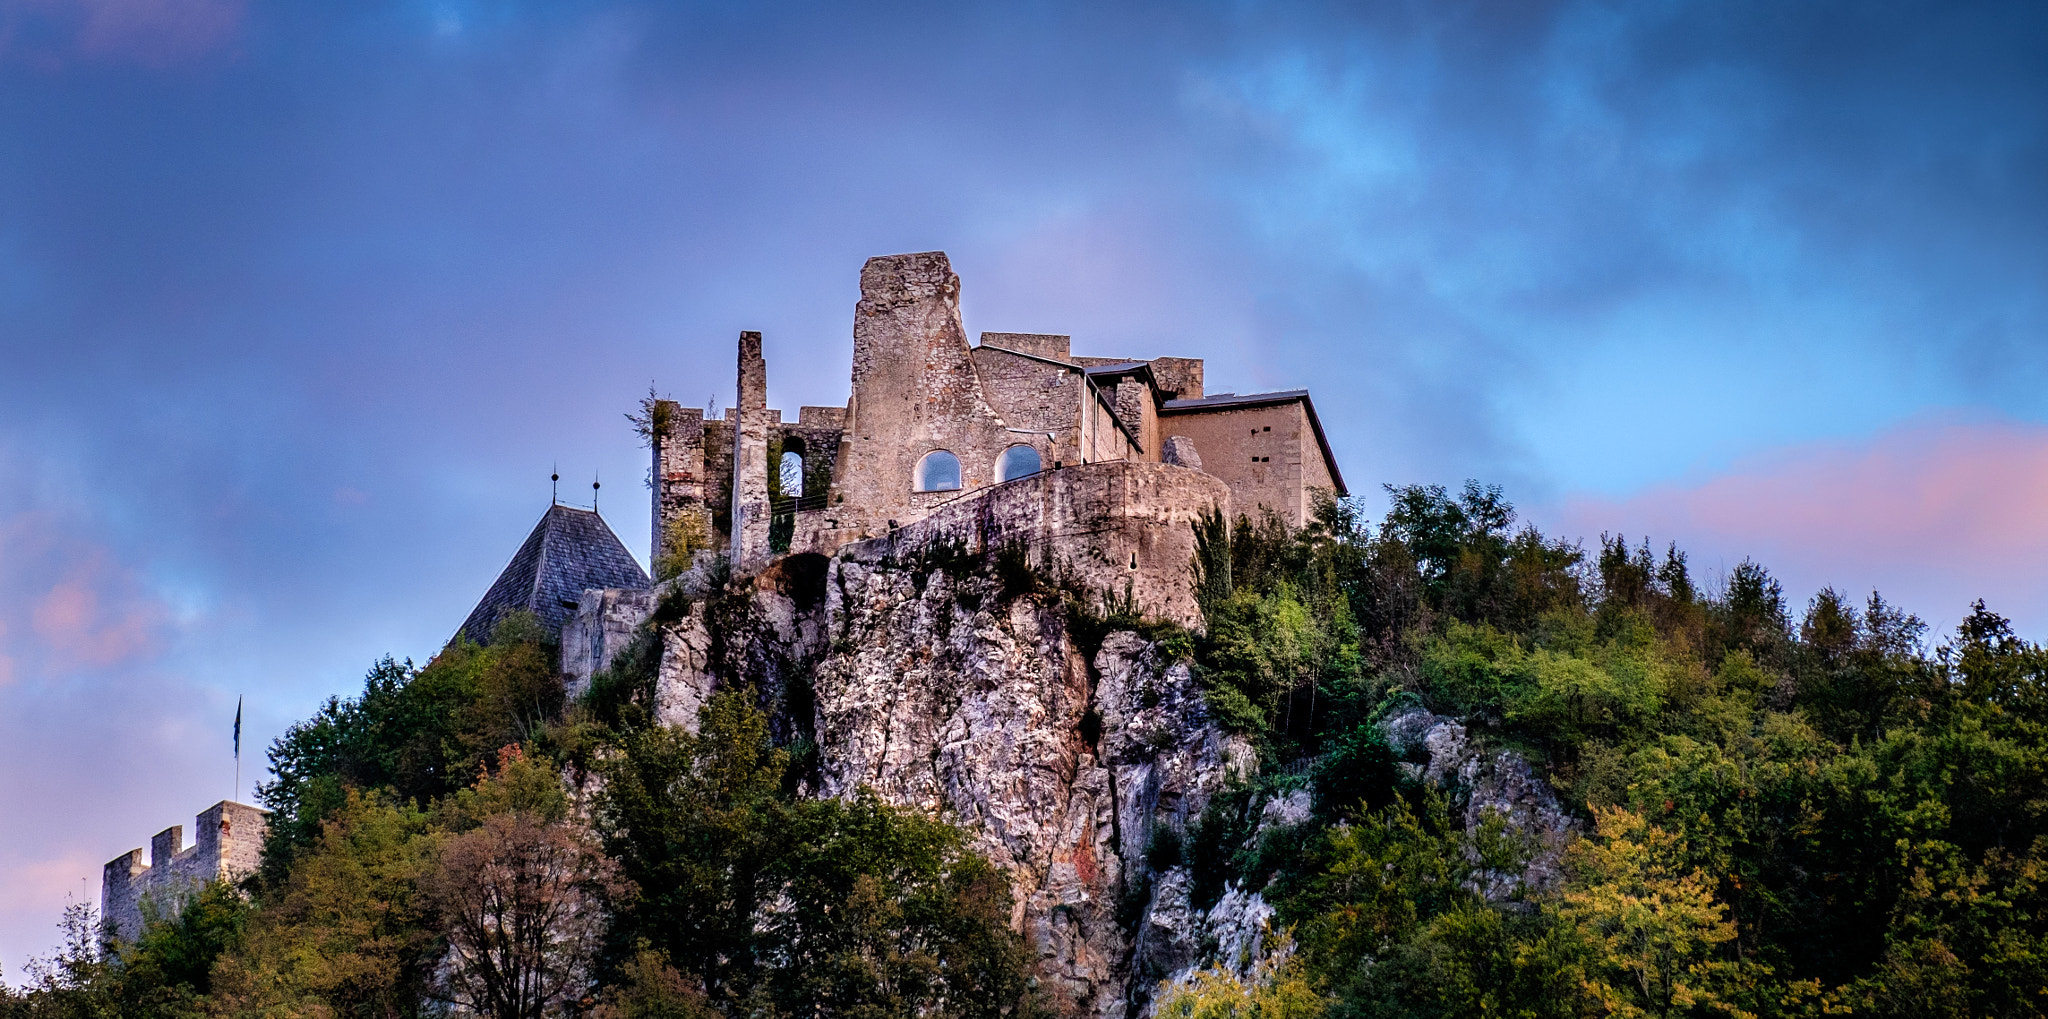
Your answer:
997;444;1042;483
915;450;961;492
778;451;805;497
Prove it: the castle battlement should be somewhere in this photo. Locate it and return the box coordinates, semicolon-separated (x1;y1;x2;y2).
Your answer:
101;800;267;942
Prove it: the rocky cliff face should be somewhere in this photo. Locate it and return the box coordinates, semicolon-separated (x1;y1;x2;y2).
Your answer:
624;545;1573;1017
644;545;1249;1018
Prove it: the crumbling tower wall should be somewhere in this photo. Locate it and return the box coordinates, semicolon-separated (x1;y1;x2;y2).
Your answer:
730;331;773;569
830;252;1018;539
650;403;708;572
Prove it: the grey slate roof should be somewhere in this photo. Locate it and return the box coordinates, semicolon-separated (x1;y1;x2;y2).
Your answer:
456;504;650;645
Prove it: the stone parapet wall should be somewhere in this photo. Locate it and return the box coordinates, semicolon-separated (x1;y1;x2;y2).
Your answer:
102;801;268;942
834;460;1229;629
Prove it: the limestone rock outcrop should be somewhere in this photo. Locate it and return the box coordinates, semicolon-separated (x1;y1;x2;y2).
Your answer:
621;537;1247;1018
1383;708;1577;894
576;533;1575;1016
809;559;1250;1017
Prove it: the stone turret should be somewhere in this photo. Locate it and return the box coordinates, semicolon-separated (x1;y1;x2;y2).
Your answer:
102;801;267;942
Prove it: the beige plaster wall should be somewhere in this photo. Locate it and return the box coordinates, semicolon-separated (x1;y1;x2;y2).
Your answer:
1158;401;1327;526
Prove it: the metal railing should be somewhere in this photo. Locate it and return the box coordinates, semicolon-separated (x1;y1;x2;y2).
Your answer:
771;493;832;513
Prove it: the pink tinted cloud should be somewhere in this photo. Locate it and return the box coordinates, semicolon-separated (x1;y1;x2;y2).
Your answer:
0;512;167;677
1541;416;2048;635
30;553;159;667
1;0;243;68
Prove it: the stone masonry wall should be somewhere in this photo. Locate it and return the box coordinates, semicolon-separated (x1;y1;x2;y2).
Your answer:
836;460;1229;630
969;345;1087;467
981;331;1073;362
702;417;734;547
652;403;707;572
832;252;1026;538
103;801;268;942
1158;401;1326;526
731;332;772;569
1145;357;1204;401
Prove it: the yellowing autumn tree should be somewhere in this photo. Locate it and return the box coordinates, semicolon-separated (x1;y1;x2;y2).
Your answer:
1554;807;1750;1019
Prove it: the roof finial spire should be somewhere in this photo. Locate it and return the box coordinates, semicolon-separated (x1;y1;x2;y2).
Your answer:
592;471;601;512
551;464;560;505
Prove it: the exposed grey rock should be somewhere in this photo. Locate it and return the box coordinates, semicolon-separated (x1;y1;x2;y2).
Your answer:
1132;867;1202;990
654;608;714;730
1380;708;1577;895
1258;788;1311;829
562;587;657;699
1141;880;1286;1018
804;558;1245;1017
1205;883;1280;977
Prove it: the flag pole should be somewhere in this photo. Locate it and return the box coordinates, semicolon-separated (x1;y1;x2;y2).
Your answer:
233;696;242;805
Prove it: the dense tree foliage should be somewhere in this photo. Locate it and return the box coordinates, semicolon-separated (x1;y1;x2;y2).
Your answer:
8;481;2046;1017
1173;484;2048;1018
4;607;1033;1018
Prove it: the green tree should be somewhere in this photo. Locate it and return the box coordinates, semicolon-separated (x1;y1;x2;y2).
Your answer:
209;791;439;1019
596;691;1036;1017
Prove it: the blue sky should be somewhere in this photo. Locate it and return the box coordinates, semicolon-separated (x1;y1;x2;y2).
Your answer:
2;0;2046;971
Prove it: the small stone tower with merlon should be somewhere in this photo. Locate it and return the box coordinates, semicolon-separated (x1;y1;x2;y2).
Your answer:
102;801;267;942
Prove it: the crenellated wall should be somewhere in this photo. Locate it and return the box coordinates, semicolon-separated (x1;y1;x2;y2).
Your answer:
102;801;267;942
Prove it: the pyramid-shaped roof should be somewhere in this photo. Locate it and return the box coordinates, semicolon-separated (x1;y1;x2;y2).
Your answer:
457;504;650;644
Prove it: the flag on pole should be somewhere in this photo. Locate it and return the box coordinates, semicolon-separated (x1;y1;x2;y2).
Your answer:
233;696;242;760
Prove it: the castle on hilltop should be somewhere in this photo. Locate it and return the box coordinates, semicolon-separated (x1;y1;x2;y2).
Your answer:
445;249;1347;665
461;250;1345;655
646;251;1346;576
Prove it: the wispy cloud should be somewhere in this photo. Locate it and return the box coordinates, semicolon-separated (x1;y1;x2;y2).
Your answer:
1;513;167;676
0;0;244;69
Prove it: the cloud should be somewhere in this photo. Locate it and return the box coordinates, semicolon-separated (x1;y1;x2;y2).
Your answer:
0;0;244;68
1540;415;2048;636
1;512;168;677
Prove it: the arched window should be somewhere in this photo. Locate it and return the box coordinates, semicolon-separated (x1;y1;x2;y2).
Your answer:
915;450;961;492
778;451;805;497
997;444;1042;483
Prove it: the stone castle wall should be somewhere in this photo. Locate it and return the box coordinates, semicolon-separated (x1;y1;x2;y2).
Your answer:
835;459;1229;630
102;801;267;942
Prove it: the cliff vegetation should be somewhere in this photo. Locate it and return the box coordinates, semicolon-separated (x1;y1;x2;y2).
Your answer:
6;482;2048;1019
